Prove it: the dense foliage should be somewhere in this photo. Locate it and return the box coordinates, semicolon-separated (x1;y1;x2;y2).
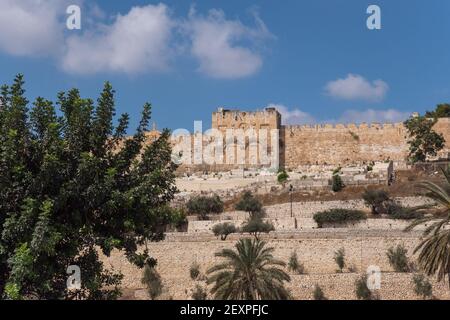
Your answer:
404;115;445;163
212;222;237;240
241;218;274;240
0;75;178;299
425;103;450;118
235;191;264;219
186;195;224;220
313;209;366;228
362;189;390;214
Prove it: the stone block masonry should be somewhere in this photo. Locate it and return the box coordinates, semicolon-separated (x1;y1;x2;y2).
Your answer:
172;108;450;171
103;234;450;300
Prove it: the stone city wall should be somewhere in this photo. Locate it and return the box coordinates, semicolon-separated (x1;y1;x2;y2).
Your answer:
168;108;450;172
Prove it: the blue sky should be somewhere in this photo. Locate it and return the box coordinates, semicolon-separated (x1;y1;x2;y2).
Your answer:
1;0;450;131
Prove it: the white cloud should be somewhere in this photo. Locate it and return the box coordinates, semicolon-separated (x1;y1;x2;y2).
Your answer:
268;103;316;125
62;4;174;74
0;2;272;77
325;74;389;102
336;109;410;123
0;0;68;56
269;104;410;125
185;8;271;79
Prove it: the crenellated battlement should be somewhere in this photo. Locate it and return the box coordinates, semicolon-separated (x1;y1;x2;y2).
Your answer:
282;122;406;132
172;107;450;171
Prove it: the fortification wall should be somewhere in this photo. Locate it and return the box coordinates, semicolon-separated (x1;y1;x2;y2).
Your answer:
282;123;407;167
171;108;450;171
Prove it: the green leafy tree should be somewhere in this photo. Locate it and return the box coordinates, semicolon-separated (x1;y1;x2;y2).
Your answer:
241;218;274;240
0;75;178;299
362;189;390;215
186;195;224;220
425;103;450;118
406;165;450;287
404;116;445;163
206;239;291;300
235;191;264;219
212;223;237;241
313;209;366;228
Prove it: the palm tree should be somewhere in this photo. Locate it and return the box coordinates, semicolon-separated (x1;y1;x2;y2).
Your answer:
406;165;450;287
206;238;291;300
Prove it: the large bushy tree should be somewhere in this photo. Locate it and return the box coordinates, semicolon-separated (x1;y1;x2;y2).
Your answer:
0;75;178;299
404;115;445;163
425;103;450;118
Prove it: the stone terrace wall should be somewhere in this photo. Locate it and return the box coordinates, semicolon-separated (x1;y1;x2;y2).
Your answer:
103;235;450;300
187;197;434;233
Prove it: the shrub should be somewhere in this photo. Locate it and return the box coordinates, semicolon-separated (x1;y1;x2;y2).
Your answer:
235;191;264;219
387;244;410;272
331;174;344;192
241;218;274;240
277;170;289;184
187;195;224;220
212;223;237;240
313;285;327;300
141;265;163;300
313;209;366;228
412;274;433;299
171;208;188;231
191;284;208;300
190;262;201;280
334;248;346;272
362;189;390;214
387;203;424;220
355;275;373;300
288;251;305;274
